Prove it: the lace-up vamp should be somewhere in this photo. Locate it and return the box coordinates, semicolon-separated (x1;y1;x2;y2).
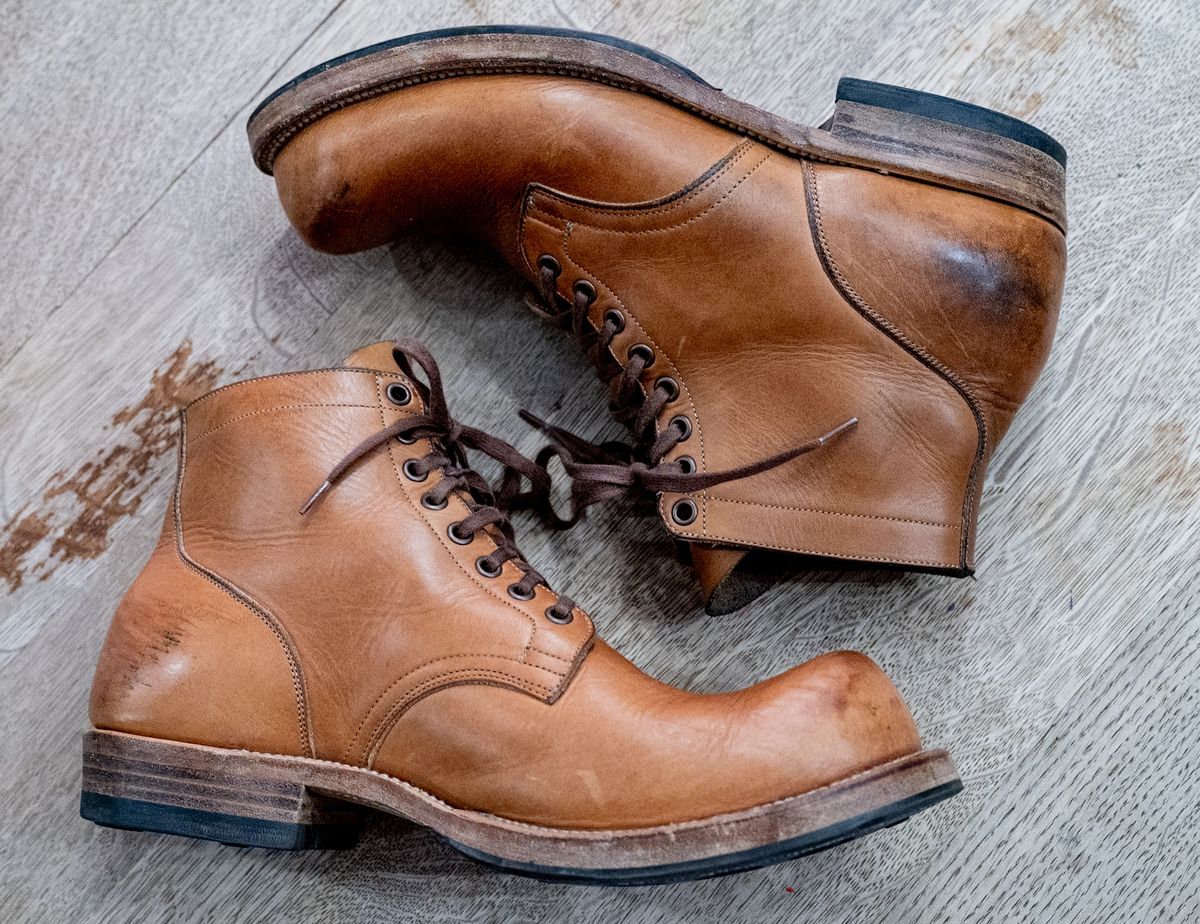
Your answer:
526;259;858;526
301;337;577;624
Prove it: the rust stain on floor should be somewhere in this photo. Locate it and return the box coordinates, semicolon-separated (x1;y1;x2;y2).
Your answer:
0;511;53;593
0;342;222;593
1151;420;1198;502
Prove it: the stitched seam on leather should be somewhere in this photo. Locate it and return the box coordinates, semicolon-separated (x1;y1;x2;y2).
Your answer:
346;653;562;764
527;140;755;221
682;529;955;567
804;162;987;568
554;149;772;236
697;496;961;530
365;669;553;765
371;374;551;643
517;191;540;276
185;368;403;410
540;145;772;539
365;374;587;758
535;145;766;541
523;213;566;236
174;414;314;758
188;404;378;443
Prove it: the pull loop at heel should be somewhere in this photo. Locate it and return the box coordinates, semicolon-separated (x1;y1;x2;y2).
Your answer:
80;730;364;850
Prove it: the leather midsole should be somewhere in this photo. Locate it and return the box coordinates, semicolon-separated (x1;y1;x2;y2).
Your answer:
83;728;958;869
246;29;1066;230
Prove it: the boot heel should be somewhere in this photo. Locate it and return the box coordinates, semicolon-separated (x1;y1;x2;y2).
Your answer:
80;730;364;850
827;77;1066;228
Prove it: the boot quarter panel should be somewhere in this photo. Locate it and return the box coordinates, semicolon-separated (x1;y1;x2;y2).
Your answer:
176;369;593;764
88;501;311;756
520;144;978;571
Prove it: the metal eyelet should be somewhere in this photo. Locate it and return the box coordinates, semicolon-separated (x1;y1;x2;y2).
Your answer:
396;433;417;445
476;556;502;578
654;376;680;401
447;522;473;545
507;584;536;601
537;254;562;275
402;459;428;482
670;415;693;441
603;309;626;333
628;343;655;366
677;455;696;475
573;279;597;304
421;492;448;511
671;498;698;526
545;606;574;625
386;383;412;406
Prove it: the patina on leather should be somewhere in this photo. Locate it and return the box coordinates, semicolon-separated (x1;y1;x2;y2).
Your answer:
265;70;1066;612
89;341;930;829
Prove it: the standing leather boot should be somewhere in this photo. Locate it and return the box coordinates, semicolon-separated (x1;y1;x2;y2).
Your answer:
81;338;960;884
248;27;1068;614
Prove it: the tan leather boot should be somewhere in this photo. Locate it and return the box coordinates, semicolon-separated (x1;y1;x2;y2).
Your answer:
248;27;1068;614
81;338;959;883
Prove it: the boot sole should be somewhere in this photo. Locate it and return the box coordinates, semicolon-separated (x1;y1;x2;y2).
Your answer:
246;24;1065;231
81;728;961;885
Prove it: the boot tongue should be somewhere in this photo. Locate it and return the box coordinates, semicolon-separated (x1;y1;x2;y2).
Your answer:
341;341;405;373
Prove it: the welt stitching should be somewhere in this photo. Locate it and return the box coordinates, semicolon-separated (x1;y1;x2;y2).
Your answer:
804;161;987;568
96;729;928;836
174;414;314;758
188;403;378;443
557;148;772;236
693;496;961;530
528;140;754;221
364;668;553;764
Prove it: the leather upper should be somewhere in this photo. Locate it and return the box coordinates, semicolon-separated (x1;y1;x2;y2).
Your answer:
520;141;978;571
90;344;924;828
269;75;1066;587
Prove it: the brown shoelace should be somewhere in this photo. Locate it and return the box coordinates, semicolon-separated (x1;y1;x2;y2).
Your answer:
527;257;858;524
301;337;577;621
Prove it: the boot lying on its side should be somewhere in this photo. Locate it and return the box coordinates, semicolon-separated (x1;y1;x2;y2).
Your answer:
249;26;1068;613
81;338;960;884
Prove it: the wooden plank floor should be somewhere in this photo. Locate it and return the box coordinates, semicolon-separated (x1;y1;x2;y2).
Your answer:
2;1;1197;920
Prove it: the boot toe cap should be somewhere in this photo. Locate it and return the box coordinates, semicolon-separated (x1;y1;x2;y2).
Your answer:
730;650;923;792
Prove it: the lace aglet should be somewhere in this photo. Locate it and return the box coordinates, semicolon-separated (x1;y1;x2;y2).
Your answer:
819;417;858;445
299;480;332;516
519;408;551;432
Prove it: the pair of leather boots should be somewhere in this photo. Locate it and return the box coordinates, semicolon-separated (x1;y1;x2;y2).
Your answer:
81;27;1066;884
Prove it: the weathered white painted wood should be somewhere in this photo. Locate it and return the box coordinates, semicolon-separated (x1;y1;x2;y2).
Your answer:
1;0;1198;921
895;565;1200;923
0;0;342;369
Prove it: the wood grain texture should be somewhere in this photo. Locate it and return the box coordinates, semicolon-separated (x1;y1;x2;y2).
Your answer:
1;0;1197;921
0;0;344;369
